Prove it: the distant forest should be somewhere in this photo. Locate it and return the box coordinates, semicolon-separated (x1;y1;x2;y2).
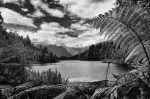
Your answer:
0;27;58;65
66;41;126;64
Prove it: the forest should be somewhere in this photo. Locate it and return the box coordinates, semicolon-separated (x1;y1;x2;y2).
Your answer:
70;41;126;64
1;0;150;99
0;27;58;65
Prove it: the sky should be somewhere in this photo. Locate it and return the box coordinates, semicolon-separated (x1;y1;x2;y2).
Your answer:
0;0;115;47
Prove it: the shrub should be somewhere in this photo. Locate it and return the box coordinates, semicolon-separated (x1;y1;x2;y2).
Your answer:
25;68;67;85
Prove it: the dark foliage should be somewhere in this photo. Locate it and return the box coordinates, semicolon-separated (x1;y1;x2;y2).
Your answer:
0;14;58;86
69;41;126;64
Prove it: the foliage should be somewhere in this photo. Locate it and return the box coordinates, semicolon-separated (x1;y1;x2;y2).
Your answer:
25;68;67;85
82;0;150;98
38;46;58;63
0;13;59;88
3;0;150;98
84;1;150;68
0;26;58;65
70;41;113;60
8;85;67;99
91;68;150;99
0;64;26;86
70;41;126;64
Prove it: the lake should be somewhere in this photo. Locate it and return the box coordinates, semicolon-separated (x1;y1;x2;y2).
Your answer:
32;60;129;82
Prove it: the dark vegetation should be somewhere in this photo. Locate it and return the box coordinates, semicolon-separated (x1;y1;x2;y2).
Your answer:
0;22;60;85
69;41;126;64
0;26;58;64
0;0;66;98
1;0;150;99
0;8;59;86
70;42;114;60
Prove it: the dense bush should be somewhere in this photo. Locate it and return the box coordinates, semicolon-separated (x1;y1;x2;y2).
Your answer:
25;68;67;85
0;64;26;86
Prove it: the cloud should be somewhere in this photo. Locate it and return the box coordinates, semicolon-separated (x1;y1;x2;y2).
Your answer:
46;9;64;18
1;0;113;47
21;8;28;12
64;33;104;47
0;8;36;28
2;0;18;3
27;10;44;17
63;27;104;47
16;22;73;45
2;0;25;5
60;0;115;18
89;0;109;3
16;21;104;47
30;0;65;18
40;22;71;34
70;22;90;31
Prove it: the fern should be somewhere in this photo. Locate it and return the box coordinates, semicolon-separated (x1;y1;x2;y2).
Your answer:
84;0;150;98
84;4;150;68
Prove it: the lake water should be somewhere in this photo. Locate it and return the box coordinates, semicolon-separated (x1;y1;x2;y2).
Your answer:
32;60;129;82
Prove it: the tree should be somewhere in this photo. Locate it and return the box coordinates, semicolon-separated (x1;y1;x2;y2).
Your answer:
24;35;31;47
41;46;48;54
0;12;3;28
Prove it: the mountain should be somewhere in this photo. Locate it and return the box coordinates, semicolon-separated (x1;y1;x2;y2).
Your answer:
36;44;88;57
63;46;88;56
46;45;89;57
46;45;72;57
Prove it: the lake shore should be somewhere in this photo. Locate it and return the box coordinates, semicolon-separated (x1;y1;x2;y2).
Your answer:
31;60;129;82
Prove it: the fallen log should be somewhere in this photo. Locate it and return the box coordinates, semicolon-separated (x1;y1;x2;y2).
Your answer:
7;85;67;99
12;82;35;95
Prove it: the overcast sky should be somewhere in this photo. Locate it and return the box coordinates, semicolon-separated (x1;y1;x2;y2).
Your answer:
0;0;115;47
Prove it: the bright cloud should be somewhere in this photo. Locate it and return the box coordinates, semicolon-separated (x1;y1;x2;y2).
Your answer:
28;10;44;17
70;22;90;31
16;21;103;47
2;0;25;4
0;8;36;28
30;0;64;18
2;0;17;3
0;0;115;47
17;22;73;45
40;22;72;34
60;0;115;18
64;28;104;47
47;9;65;18
65;33;104;47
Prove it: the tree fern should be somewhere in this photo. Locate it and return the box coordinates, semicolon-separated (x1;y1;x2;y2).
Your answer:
84;4;150;67
84;0;150;98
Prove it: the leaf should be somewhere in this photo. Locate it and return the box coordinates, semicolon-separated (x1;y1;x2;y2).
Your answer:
84;4;150;67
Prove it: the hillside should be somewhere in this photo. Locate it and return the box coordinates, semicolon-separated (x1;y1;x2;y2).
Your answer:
47;45;72;57
63;46;88;56
36;44;88;57
0;28;36;63
0;26;58;65
70;41;126;63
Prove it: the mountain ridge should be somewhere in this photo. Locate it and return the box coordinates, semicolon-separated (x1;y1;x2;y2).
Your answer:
36;44;88;57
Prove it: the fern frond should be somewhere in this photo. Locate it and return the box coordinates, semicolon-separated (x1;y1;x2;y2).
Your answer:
84;4;150;66
91;87;110;99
